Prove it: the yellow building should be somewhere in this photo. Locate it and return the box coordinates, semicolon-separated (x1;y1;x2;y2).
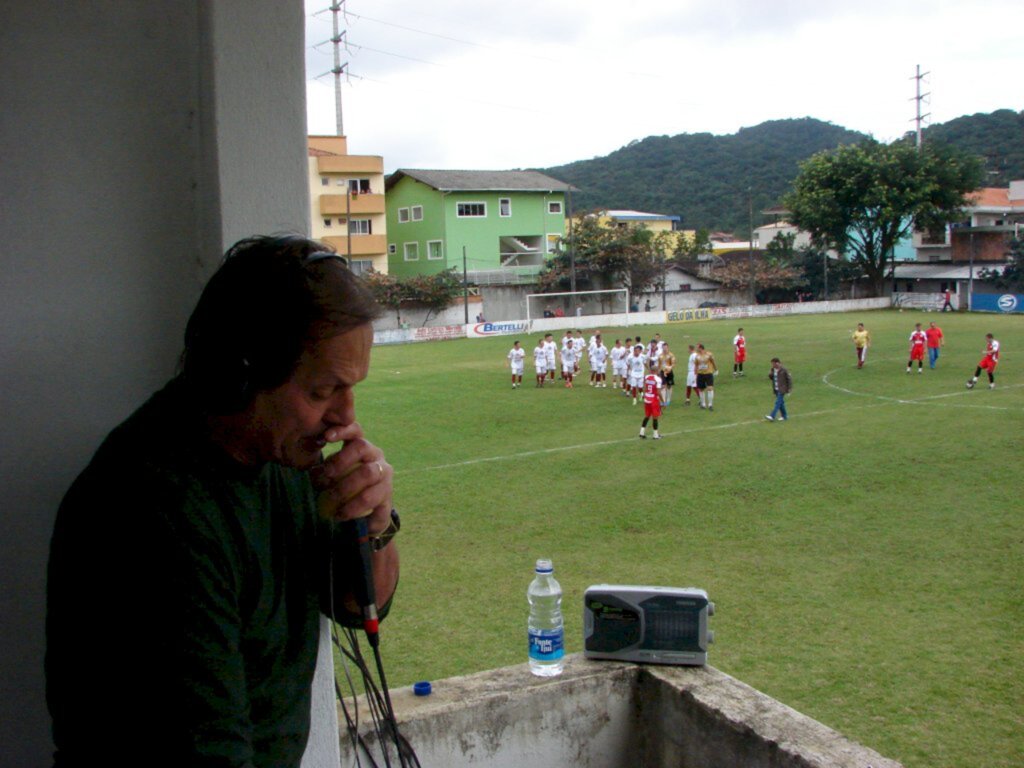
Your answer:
307;135;388;274
592;210;694;257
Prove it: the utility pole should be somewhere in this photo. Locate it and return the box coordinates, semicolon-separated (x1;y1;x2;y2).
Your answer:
910;65;930;150
463;246;470;324
329;2;347;136
566;188;577;296
747;189;756;305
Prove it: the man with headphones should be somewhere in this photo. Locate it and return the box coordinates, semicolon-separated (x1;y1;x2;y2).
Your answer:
46;235;400;767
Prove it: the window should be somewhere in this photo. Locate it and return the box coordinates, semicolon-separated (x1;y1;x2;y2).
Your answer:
499;198;511;217
397;208;410;223
403;242;419;261
546;234;560;253
388;243;397;255
348;178;371;194
322;218;332;227
548;201;563;214
427;240;444;260
320;177;329;186
457;202;486;218
349;219;372;235
411;205;424;221
348;259;372;275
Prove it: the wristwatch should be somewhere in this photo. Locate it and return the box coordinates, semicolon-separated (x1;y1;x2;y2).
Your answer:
369;508;400;552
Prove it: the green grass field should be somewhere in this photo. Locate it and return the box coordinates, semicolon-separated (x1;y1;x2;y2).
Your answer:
353;308;1022;768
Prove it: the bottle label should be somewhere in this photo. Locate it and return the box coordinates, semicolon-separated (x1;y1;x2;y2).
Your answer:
528;628;564;661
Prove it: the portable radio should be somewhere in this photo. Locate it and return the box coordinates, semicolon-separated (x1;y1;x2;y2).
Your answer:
583;585;714;666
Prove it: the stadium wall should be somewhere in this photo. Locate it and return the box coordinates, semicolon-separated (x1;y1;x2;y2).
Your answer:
372;298;890;345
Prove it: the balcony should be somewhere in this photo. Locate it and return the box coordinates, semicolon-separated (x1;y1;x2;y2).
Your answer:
321;234;387;257
319;193;386;216
344;656;903;767
316;155;383;174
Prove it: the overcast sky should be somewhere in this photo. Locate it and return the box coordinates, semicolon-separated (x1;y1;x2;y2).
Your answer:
304;0;1022;173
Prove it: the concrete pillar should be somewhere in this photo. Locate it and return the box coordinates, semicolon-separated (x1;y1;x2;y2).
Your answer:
0;2;332;765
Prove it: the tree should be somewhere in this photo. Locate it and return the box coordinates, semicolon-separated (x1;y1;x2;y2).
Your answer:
403;269;463;323
792;246;865;299
979;238;1024;290
538;216;668;298
674;227;712;260
710;260;800;295
360;268;463;324
784;139;983;296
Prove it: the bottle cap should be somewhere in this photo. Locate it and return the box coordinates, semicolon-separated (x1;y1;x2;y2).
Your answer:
413;681;432;696
535;558;553;573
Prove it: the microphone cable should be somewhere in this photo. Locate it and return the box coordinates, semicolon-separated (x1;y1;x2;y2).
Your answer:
328;518;421;768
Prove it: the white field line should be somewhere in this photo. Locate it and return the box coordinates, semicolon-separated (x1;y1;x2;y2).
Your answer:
820;363;1023;412
399;368;1021;476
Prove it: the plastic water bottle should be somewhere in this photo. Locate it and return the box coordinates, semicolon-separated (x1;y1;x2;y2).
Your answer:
527;558;564;676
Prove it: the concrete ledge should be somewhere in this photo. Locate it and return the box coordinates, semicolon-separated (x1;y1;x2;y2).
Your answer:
639;665;901;768
341;655;902;767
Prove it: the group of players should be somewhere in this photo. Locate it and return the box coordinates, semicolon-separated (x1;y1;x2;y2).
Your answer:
852;320;1002;388
506;328;754;438
504;320;1003;432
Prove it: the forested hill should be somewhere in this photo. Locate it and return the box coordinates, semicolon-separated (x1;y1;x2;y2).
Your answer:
539;111;1023;235
922;109;1024;187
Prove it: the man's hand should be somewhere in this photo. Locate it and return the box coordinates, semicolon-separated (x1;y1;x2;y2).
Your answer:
311;431;394;537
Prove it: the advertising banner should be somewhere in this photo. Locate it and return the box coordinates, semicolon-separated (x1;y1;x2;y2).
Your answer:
466;321;531;338
972;293;1024;314
413;325;465;341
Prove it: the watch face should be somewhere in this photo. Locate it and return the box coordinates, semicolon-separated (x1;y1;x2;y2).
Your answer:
370;509;400;551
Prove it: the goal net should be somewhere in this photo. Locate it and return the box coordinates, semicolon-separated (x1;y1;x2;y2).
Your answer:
526;288;630;323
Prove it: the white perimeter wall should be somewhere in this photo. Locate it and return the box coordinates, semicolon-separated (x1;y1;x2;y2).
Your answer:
0;3;336;766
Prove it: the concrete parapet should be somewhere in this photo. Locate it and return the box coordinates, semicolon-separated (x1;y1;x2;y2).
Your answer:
341;655;902;767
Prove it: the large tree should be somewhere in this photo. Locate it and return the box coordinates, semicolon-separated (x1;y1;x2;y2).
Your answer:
538;216;670;298
784;139;982;296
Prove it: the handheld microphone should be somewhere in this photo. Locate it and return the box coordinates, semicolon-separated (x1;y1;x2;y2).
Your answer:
343;515;380;647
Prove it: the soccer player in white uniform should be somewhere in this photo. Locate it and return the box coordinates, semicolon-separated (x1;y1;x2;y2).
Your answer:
685;344;697;405
573;331;586;375
591;336;609;387
621;338;634;393
561;336;577;387
610;340;627;389
533;339;548;387
544;334;557;381
507;340;525;388
627;345;648;404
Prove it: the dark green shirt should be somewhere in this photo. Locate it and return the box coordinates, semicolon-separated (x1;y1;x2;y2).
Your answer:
46;379;370;767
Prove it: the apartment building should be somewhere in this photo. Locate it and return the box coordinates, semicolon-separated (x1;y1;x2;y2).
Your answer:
308;136;388;274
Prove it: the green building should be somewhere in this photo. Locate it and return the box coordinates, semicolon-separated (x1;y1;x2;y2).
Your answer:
384;169;575;280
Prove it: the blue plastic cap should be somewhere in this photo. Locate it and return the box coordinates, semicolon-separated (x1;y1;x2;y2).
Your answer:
413;681;432;696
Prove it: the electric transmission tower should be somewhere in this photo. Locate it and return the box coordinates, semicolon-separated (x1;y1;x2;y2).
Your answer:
910;65;930;149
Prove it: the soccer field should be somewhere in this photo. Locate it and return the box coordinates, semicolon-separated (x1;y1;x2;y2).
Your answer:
355;309;1022;768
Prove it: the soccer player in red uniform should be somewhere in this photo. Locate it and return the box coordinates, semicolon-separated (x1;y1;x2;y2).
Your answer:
732;328;746;377
967;334;1000;389
638;372;663;439
906;323;927;374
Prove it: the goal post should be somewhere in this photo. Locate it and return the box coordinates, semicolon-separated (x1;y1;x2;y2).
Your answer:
526;288;630;324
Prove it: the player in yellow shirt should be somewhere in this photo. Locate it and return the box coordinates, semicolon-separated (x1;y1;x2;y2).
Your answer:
658;343;677;406
851;323;871;369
